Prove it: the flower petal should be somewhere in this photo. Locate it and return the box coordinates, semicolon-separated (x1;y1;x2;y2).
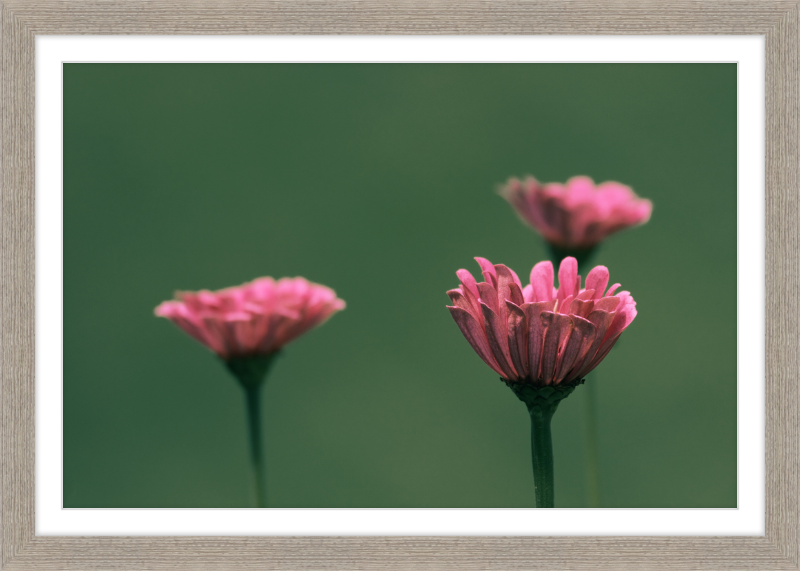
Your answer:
164;313;224;356
456;269;482;313
475;257;498;288
506;301;529;379
522;284;534;303
569;298;594;319
573;308;618;378
448;306;504;377
594;296;621;312
156;276;345;358
557;295;574;314
499;176;651;249
580;333;622;377
530;261;555;302
507;266;524;290
480;302;519;379
200;316;237;359
557;256;579;302
523;300;556;381
585;266;610;300
496;264;525;306
539;312;573;385
477;282;499;315
447;289;477;317
601;292;637;344
555;315;597;384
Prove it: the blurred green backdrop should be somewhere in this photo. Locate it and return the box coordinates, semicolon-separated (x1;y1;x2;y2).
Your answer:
63;63;736;508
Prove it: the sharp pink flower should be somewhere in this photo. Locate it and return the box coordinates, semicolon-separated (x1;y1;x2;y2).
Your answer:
447;257;636;385
155;277;345;360
499;175;652;250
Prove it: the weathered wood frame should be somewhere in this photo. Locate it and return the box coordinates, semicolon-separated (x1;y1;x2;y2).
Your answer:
1;2;796;569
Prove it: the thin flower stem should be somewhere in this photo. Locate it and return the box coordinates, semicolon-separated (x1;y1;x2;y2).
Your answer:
225;353;278;509
528;405;556;508
508;381;582;508
243;383;267;508
583;376;601;507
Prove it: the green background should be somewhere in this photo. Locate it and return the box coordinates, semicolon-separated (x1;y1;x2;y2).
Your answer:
63;63;736;508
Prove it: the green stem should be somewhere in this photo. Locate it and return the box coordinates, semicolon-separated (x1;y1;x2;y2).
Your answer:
506;381;582;508
224;353;278;508
528;404;556;508
583;377;601;507
244;383;267;508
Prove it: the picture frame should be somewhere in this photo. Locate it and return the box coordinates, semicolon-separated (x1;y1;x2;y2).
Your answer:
1;1;796;569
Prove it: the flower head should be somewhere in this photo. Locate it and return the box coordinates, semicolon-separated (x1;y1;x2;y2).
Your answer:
499;175;652;250
447;257;636;386
155;277;345;360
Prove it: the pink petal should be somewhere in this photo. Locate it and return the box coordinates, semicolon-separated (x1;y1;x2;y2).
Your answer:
539;312;573;385
500;175;651;249
573;308;616;375
523;300;557;381
507;282;525;306
447;257;636;385
507;266;523;289
156;276;345;358
573;296;636;379
565;175;596;197
476;282;499;315
557;295;574;315
456;269;481;311
506;301;529;379
167;315;222;355
569;298;594;319
555;316;597;384
522;284;534;303
565;317;602;380
495;264;525;306
601;293;637;345
448;306;505;377
200;316;236;359
480;302;519;379
230;318;260;357
254;312;293;354
580;333;622;377
585;266;610;300
530;261;555;302
594;296;621;313
447;289;477;317
557;257;579;302
475;257;498;287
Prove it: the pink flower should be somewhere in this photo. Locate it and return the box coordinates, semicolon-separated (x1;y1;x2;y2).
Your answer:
155;277;345;360
447;257;636;385
499;175;652;250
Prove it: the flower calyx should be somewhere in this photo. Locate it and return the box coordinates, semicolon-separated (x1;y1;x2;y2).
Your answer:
503;378;585;414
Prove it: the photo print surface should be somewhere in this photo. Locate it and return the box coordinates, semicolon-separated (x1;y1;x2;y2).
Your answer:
63;63;736;508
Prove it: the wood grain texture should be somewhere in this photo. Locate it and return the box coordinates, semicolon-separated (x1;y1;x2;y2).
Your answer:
0;0;798;34
1;2;35;569
766;3;800;566
1;1;797;569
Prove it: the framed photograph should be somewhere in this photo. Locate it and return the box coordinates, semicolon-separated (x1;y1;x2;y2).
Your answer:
2;2;797;569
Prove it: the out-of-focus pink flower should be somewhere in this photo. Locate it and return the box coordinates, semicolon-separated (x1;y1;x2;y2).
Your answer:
499;175;652;250
155;277;345;360
447;257;636;385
